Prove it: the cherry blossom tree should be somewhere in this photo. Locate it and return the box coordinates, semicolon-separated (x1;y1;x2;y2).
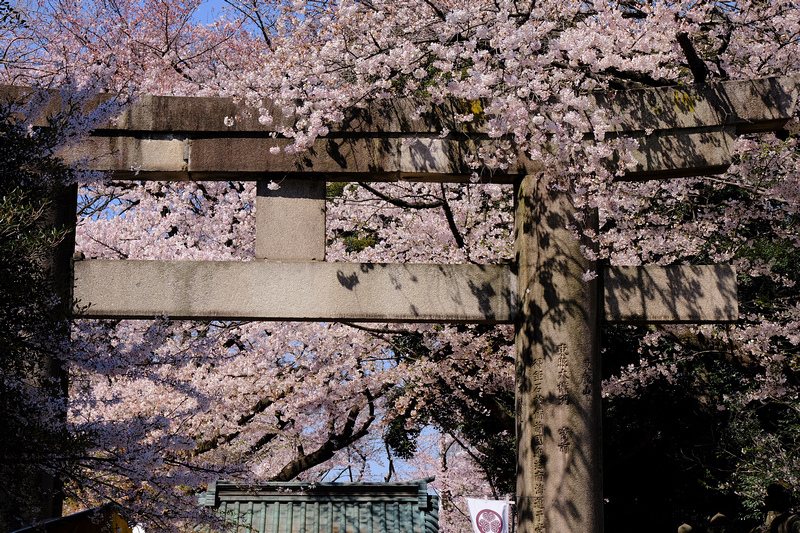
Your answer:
1;0;800;530
0;81;123;530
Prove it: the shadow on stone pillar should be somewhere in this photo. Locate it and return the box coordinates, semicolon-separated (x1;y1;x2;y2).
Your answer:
515;174;602;533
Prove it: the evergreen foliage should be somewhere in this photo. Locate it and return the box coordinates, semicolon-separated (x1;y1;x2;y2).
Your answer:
0;101;81;532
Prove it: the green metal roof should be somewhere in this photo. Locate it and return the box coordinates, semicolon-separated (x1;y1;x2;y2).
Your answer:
198;479;439;533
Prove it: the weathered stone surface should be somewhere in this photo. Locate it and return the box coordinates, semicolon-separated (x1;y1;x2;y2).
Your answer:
72;260;517;323
591;77;798;134
60;136;189;176
256;180;326;261
515;174;603;533
72;259;738;325
623;128;735;180
603;264;738;323
12;77;798;182
63;136;535;182
5;77;794;135
59;131;736;182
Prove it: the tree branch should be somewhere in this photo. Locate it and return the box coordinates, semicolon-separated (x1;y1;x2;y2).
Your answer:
677;32;708;84
440;184;465;249
358;182;444;209
270;384;384;481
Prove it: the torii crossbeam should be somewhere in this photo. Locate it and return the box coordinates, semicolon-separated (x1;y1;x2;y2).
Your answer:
7;76;797;533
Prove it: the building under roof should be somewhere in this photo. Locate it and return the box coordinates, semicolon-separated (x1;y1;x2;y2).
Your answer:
197;479;439;533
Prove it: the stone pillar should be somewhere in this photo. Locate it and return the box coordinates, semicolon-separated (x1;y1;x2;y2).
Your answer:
0;184;76;531
40;183;77;521
514;174;603;533
256;180;326;261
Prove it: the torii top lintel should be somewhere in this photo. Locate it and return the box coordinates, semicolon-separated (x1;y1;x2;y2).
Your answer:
27;76;797;183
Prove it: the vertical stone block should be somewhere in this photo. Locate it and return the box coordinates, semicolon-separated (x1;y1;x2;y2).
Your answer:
256;179;326;261
515;175;603;533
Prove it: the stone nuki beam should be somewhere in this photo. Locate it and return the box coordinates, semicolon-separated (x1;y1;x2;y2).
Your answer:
72;261;737;324
72;260;517;323
4;77;793;182
603;264;738;324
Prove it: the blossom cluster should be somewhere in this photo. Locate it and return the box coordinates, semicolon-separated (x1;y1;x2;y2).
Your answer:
2;0;800;529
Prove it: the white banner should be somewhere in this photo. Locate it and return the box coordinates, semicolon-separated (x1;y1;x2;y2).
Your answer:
467;498;511;533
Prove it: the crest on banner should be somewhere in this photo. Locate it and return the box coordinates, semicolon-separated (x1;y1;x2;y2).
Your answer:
467;498;511;533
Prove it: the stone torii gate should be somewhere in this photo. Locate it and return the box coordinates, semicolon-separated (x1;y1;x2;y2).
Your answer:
33;77;798;533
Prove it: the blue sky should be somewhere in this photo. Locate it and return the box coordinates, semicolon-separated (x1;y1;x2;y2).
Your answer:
193;0;229;24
